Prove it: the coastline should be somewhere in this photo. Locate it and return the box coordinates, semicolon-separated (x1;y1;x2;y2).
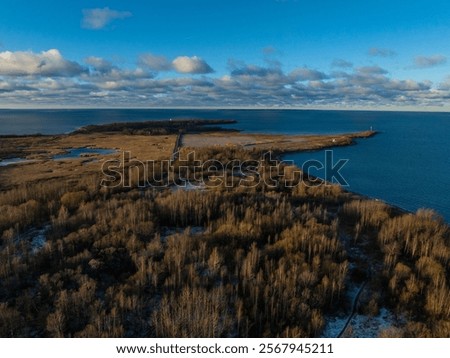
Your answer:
0;118;445;223
1;118;448;338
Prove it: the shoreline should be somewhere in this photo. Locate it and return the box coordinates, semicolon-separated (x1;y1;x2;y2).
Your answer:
0;118;446;223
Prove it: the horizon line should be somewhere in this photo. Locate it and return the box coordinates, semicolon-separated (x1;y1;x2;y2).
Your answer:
1;105;450;113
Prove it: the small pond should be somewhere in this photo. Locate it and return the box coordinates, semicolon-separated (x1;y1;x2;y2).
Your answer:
52;147;115;160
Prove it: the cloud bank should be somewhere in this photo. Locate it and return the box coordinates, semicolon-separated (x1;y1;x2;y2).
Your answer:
1;48;450;109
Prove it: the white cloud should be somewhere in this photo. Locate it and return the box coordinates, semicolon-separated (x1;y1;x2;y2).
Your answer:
138;53;172;71
230;64;282;78
331;59;353;68
289;67;328;81
82;7;132;30
438;76;450;90
138;53;214;74
262;46;277;55
172;56;213;74
85;56;114;73
89;91;110;97
357;66;388;75
0;49;85;76
368;48;397;57
414;55;447;68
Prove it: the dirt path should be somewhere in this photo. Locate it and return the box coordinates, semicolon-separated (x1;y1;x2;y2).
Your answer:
336;280;367;337
171;131;183;161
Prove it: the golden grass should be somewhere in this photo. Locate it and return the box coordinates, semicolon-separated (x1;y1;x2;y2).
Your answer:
0;129;375;187
183;130;375;153
0;133;176;187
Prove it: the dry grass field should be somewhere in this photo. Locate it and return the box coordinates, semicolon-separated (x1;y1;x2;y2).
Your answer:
0;129;375;187
182;131;375;153
0;133;176;187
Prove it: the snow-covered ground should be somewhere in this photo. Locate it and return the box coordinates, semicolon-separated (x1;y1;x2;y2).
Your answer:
321;282;400;338
0;157;36;166
344;307;398;338
160;226;206;242
15;224;50;253
170;181;206;192
321;312;349;338
30;225;50;253
321;283;361;338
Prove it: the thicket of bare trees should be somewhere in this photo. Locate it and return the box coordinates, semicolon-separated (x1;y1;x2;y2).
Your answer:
341;201;450;337
0;147;449;337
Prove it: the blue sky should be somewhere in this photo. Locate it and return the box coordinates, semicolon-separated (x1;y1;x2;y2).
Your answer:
1;0;450;109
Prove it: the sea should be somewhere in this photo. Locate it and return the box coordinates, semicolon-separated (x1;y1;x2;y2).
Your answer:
0;108;449;222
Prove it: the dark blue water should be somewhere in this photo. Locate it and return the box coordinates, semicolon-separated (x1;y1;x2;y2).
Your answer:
0;109;238;135
0;109;449;222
